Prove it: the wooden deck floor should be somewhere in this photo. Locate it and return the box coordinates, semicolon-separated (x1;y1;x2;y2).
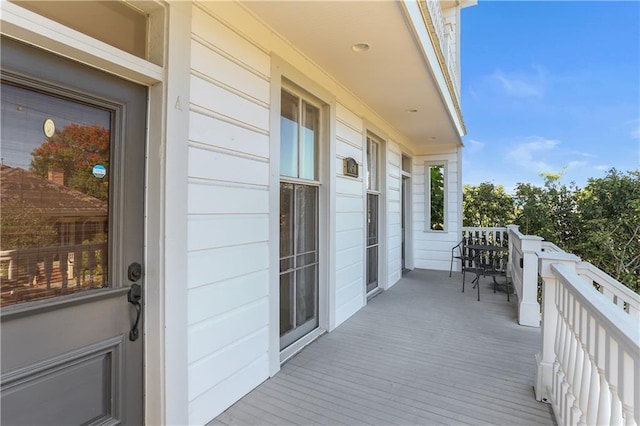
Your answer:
209;269;555;426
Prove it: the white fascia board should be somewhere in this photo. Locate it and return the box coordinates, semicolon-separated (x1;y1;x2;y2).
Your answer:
401;0;465;138
0;1;163;85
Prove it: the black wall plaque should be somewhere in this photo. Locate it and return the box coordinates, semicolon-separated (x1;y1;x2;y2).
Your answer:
343;157;359;178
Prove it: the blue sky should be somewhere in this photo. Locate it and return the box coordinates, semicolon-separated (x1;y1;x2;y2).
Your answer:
461;1;640;193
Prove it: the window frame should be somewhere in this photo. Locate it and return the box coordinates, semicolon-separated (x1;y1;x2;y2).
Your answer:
424;160;448;233
280;84;322;184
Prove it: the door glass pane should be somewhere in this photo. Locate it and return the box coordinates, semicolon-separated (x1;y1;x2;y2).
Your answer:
279;183;294;272
280;90;298;178
367;193;379;246
296;264;317;325
280;272;294;335
1;82;111;306
295;185;317;255
300;101;318;180
366;246;378;293
367;137;378;191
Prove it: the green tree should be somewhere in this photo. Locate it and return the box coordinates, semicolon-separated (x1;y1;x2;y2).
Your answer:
576;169;640;292
464;169;639;293
463;182;515;227
30;123;110;200
513;173;581;251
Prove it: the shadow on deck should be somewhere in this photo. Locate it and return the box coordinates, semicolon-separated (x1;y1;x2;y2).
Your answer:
210;269;555;426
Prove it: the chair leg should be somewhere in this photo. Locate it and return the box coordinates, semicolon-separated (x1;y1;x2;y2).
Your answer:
449;256;453;277
462;270;465;293
476;271;481;301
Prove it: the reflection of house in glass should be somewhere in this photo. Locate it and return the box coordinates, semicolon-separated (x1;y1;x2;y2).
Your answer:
0;165;108;306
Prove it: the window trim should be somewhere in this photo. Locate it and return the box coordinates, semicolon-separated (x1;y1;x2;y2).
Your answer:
280;84;323;183
269;56;336;373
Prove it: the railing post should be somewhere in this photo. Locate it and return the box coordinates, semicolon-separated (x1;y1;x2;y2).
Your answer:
506;225;518;281
514;226;543;327
535;251;580;403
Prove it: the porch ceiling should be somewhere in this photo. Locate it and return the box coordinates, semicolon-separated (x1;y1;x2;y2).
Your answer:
242;1;462;149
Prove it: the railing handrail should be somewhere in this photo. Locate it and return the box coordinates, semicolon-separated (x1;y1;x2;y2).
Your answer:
541;241;563;253
0;241;107;260
462;226;507;232
576;261;640;317
424;0;460;97
552;262;640;353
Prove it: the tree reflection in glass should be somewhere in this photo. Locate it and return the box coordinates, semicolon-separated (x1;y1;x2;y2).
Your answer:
1;83;111;306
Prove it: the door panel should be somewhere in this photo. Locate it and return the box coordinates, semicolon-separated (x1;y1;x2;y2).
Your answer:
0;37;146;425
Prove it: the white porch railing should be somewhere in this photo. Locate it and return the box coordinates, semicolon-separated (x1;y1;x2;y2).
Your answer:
424;0;460;98
537;253;640;426
0;242;107;306
462;226;507;246
460;225;640;424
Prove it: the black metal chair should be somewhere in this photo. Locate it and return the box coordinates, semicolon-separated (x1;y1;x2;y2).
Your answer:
450;239;473;277
462;249;484;301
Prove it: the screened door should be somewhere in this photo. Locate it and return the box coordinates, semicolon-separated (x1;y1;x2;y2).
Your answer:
0;37;146;425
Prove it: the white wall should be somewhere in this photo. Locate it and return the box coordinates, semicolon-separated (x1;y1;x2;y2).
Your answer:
386;140;403;288
412;149;461;271
186;6;271;424
334;103;366;326
185;2;463;424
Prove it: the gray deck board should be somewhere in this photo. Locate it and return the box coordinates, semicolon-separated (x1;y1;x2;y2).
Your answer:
209;269;555;425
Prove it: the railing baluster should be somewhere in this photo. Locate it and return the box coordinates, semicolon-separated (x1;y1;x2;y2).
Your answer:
570;335;585;424
586;362;600;425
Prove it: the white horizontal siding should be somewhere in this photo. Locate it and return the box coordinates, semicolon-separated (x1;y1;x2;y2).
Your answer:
386;141;403;289
187;6;272;424
189;110;269;160
188;183;268;215
336;228;363;252
334;104;365;327
189;355;269;425
192;5;270;77
412;150;460;272
191;39;269;104
188;243;269;289
190;75;269;130
189;299;269;364
188;214;268;251
188;326;269;400
336;175;363;195
188;270;269;325
188;146;269;187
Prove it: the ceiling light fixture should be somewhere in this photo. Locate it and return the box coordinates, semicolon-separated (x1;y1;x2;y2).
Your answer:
352;43;370;52
406;109;418;113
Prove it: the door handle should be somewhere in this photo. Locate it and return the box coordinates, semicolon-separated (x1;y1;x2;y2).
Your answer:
128;284;142;341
